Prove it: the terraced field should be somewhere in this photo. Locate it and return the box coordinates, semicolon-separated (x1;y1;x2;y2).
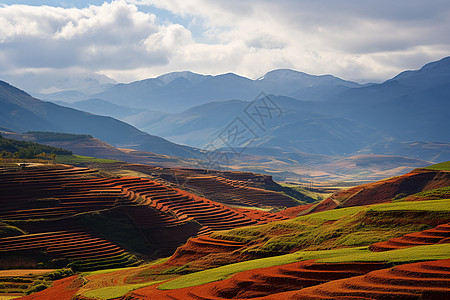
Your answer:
3;161;450;299
13;209;450;299
0;230;140;271
0;164;293;274
118;164;300;208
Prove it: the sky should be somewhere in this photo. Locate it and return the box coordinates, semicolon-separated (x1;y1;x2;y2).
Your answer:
1;0;450;84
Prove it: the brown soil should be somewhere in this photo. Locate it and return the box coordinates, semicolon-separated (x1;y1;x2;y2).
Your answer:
18;275;83;300
277;205;314;218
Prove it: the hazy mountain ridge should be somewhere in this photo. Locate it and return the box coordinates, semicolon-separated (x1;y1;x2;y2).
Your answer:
54;99;142;119
42;68;363;113
133;96;386;156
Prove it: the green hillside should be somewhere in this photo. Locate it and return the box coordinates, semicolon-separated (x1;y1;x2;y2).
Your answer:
425;161;450;171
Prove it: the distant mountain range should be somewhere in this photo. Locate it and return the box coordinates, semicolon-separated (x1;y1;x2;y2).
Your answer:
123;57;450;157
44;69;364;113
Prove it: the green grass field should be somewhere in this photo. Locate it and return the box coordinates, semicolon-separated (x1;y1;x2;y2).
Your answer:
211;199;450;256
159;243;450;290
82;281;162;300
371;199;450;211
394;186;450;202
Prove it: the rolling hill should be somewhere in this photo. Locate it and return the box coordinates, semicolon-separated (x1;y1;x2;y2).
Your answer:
6;161;448;300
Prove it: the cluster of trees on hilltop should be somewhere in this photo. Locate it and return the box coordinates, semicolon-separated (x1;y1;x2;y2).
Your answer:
26;131;93;142
0;134;72;159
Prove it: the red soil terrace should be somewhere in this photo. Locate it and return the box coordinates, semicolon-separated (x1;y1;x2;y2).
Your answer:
121;164;299;208
161;235;247;268
370;222;450;252
0;230;135;268
121;261;385;299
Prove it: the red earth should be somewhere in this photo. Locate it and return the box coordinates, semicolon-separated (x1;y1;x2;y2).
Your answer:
310;168;450;213
19;275;83;300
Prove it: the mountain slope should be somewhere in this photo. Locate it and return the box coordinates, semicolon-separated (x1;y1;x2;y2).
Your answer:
0;81;200;158
312;165;450;213
320;56;450;142
54;99;142;119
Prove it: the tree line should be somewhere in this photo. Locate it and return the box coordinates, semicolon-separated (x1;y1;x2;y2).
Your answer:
0;134;72;159
25;131;93;142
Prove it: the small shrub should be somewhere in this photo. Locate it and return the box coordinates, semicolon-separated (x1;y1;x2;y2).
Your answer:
47;268;74;280
25;282;51;295
393;193;408;200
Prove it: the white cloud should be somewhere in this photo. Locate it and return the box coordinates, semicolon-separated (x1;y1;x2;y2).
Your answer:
142;24;192;53
0;1;174;73
130;0;450;82
1;0;450;84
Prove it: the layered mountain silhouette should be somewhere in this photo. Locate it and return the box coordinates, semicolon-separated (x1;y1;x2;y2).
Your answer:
122;56;450;159
131;97;385;156
1;56;449;179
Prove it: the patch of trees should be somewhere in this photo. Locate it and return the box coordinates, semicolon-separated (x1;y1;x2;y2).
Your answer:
0;134;72;159
25;131;93;142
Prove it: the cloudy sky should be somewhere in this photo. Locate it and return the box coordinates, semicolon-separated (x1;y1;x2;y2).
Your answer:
1;0;450;85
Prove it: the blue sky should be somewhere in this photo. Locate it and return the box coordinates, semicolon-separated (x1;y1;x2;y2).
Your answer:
1;0;449;84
